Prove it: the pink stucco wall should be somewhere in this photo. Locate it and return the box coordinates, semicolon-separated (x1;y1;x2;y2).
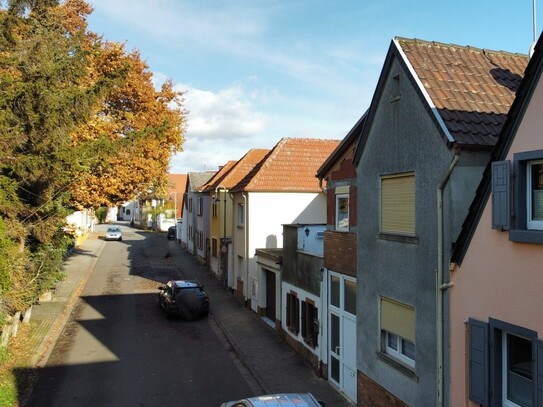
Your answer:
450;74;543;406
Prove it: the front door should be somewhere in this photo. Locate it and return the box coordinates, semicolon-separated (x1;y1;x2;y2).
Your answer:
250;277;258;312
328;272;357;403
265;269;276;322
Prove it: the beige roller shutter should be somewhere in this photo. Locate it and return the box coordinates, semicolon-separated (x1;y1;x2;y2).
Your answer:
380;297;416;343
381;173;415;235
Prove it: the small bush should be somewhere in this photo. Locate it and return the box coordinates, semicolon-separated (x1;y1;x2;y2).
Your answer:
95;207;108;223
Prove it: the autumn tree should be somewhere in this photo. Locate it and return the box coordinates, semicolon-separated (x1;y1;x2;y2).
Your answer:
0;0;119;314
0;0;186;318
70;43;185;208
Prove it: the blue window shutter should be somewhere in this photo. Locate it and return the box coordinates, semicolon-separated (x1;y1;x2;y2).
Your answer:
492;161;511;230
469;319;489;406
537;339;543;407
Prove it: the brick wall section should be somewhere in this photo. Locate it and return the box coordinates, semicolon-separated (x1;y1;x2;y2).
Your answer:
358;371;410;407
323;231;357;277
329;157;356;181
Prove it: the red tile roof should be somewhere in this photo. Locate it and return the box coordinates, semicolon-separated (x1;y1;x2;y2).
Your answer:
397;37;528;148
199;160;238;192
220;149;270;190
232;138;341;192
199;149;271;193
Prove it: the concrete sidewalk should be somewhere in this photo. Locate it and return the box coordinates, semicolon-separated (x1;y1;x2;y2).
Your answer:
26;231;354;407
27;234;106;368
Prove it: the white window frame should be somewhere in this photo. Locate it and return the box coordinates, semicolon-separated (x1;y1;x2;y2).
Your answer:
237;203;244;226
384;331;416;368
527;160;543;230
335;193;349;231
501;332;533;407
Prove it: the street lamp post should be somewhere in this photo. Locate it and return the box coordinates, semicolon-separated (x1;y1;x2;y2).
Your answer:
169;192;179;220
215;185;228;288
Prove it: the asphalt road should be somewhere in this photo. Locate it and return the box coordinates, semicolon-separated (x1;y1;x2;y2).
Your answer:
26;224;254;406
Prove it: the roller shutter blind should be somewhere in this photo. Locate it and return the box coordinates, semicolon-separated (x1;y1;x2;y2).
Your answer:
380;297;415;343
381;173;415;235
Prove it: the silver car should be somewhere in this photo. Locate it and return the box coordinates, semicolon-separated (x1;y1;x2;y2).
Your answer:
105;226;122;241
221;393;324;407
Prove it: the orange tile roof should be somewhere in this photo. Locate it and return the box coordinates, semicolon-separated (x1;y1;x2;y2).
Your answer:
397;37;528;147
232;138;341;192
220;149;270;190
167;173;187;193
199;160;238;192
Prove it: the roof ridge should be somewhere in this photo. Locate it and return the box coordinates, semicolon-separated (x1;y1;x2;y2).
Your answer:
395;36;528;58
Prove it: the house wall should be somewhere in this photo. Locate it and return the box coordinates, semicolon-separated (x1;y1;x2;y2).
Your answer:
282;225;323;297
450;72;543;407
232;191;326;308
255;253;281;323
185;192;196;255
209;193;233;276
356;56;488;407
195;194;209;262
280;280;323;374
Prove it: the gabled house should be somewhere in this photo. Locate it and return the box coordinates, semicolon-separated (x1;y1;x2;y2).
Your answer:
449;33;543;407
180;171;215;256
167;173;187;221
229;138;340;313
315;113;365;404
201;150;270;287
352;37;528;407
275;223;326;373
199;161;238;273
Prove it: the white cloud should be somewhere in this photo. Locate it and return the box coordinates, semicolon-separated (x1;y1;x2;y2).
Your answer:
169;82;272;173
182;84;268;139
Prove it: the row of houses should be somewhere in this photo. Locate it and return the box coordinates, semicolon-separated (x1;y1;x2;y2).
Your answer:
176;33;543;407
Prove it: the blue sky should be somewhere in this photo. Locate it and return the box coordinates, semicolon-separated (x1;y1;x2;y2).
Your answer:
86;0;542;174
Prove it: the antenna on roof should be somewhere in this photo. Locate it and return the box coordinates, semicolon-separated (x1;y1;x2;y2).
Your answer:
529;0;537;58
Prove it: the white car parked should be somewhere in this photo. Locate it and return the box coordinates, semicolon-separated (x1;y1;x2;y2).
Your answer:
105;226;122;241
221;393;324;407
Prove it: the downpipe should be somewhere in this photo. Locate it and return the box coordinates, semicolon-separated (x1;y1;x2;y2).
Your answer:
437;154;459;407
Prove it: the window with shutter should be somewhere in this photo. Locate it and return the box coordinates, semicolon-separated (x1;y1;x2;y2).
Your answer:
469;318;542;407
286;292;299;334
508;150;543;243
380;297;416;367
301;300;318;348
380;173;415;236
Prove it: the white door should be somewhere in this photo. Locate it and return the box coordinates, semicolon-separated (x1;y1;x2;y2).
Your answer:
250;277;258;312
328;272;357;403
343;314;357;401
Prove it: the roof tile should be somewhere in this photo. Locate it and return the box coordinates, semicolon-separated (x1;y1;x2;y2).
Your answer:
398;38;528;147
232;138;340;192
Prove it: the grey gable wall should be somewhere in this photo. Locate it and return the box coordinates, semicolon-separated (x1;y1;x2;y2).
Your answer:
356;56;490;406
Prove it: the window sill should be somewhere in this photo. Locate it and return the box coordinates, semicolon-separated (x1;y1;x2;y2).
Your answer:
377;352;418;382
377;233;419;244
303;337;316;349
287;326;299;336
509;229;543;244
